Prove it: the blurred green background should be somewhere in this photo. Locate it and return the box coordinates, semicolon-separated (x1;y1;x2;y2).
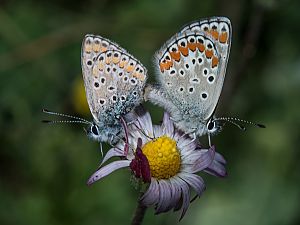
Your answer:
1;0;300;224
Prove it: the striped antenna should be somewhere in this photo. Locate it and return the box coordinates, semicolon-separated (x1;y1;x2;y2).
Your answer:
214;117;265;130
42;109;92;125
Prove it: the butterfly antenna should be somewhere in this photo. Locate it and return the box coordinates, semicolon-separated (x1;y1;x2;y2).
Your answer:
222;117;265;128
43;109;91;124
42;120;91;125
215;117;265;130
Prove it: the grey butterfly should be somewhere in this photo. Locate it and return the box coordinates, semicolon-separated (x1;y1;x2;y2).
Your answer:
145;17;264;144
80;34;148;145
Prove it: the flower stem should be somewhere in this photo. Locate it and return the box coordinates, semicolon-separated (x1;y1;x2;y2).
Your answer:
131;194;147;225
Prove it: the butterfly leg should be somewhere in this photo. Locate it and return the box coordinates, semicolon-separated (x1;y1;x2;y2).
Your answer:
99;142;103;157
208;133;212;147
120;116;129;156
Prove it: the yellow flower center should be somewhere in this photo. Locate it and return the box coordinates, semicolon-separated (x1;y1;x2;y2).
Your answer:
142;136;181;179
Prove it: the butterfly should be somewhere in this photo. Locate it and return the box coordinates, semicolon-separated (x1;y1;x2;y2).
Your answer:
43;35;148;153
145;16;264;145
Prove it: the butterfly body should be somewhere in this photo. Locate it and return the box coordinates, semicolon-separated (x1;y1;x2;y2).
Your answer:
82;35;147;144
146;17;232;137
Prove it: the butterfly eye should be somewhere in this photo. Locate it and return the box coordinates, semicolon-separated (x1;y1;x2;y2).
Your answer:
207;121;215;131
91;125;99;135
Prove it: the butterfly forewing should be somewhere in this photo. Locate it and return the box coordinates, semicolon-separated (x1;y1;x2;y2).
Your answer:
182;17;232;119
81;35;147;124
155;17;231;122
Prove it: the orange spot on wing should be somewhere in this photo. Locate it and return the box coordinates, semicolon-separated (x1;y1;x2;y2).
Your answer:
100;45;108;52
196;43;205;52
212;56;219;68
105;57;112;65
170;51;181;62
187;42;197;51
210;30;219;40
98;62;105;71
92;67;98;76
159;61;168;73
178;46;189;56
219;32;228;43
119;60;128;68
112;56;120;64
84;45;92;53
93;44;101;53
126;64;134;73
205;49;213;59
165;60;173;70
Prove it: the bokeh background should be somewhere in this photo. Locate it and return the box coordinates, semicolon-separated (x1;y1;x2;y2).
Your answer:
1;0;300;224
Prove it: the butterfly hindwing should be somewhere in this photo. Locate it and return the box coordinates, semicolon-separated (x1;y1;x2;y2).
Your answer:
155;30;220;121
148;17;232;136
81;35;147;125
154;17;231;122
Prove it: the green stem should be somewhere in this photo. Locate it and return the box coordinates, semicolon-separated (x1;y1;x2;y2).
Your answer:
131;195;147;225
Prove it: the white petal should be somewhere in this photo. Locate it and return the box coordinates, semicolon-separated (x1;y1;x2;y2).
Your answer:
100;147;124;166
178;172;205;196
141;178;159;206
167;177;182;211
87;160;130;185
162;112;174;137
155;179;173;213
172;176;190;220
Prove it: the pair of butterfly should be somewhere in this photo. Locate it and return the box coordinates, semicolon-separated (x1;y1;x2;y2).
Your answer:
44;16;265;152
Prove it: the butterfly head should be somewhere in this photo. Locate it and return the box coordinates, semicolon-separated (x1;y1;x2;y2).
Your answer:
206;118;223;135
86;123;102;141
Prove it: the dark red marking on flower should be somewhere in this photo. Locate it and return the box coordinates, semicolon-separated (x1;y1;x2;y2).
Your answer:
130;139;151;183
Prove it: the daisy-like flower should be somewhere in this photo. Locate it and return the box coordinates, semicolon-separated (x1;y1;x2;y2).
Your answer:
87;108;227;219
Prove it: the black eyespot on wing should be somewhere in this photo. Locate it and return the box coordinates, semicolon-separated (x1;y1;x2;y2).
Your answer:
87;60;92;66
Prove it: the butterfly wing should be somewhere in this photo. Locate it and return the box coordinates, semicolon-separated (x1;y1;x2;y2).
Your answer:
81;35;147;125
181;17;232;119
154;17;231;122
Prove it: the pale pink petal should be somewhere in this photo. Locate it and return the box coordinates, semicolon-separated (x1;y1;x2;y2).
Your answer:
135;108;153;137
87;160;130;185
172;176;190;220
214;152;227;164
153;125;163;138
100;147;124;166
162;112;174;137
191;146;215;173
155;179;173;213
178;172;205;196
141;178;159;206
204;160;227;177
167;177;182;211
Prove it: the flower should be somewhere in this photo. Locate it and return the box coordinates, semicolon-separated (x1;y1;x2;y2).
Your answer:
87;108;227;219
